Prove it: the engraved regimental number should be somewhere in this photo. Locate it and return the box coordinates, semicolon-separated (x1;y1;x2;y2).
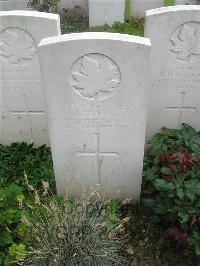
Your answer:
170;22;200;62
70;53;121;100
0;27;37;66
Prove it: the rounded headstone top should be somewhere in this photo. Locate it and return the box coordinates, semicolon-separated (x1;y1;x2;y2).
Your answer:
146;5;200;17
0;10;59;20
39;32;151;48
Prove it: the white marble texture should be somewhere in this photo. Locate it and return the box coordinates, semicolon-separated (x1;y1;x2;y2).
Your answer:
0;0;32;11
39;32;151;200
131;0;164;18
89;0;125;27
175;0;197;5
145;6;200;140
0;11;61;145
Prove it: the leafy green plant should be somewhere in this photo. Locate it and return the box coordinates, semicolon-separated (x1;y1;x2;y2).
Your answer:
4;244;26;265
0;142;54;192
188;232;200;256
21;183;128;266
142;124;200;257
0;143;54;265
89;20;144;37
29;0;59;13
103;201;121;230
0;184;28;265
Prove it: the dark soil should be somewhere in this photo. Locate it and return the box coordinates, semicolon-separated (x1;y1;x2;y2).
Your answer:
124;205;199;266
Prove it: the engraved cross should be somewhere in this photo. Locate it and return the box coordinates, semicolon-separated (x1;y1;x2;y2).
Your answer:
77;133;118;184
11;95;44;143
166;92;197;127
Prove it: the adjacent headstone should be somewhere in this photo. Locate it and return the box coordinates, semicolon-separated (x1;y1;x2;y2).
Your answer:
0;0;32;11
145;6;200;140
58;0;88;15
0;11;61;145
131;0;164;19
89;0;125;27
175;0;196;5
38;32;151;200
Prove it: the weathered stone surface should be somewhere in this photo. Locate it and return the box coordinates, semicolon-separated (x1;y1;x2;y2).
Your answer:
145;6;200;140
0;0;32;11
0;11;61;145
131;0;164;18
39;32;151;200
175;0;196;5
89;0;125;27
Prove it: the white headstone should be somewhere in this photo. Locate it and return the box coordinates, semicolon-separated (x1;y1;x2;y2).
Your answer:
0;11;61;145
145;6;200;140
38;32;151;200
0;0;32;11
131;0;164;18
58;0;88;14
89;0;125;27
175;0;196;4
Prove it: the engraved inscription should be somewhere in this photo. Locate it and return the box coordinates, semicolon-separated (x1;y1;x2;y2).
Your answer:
77;133;118;184
70;53;121;100
0;27;37;66
65;104;139;129
151;66;200;90
170;22;200;62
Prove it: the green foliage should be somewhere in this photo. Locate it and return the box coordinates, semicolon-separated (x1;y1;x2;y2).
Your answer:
60;7;144;37
164;0;175;6
89;20;144;37
142;124;200;257
7;244;26;263
188;232;200;256
125;0;131;22
103;201;121;230
0;143;54;265
29;0;60;13
0;184;28;265
0;142;54;191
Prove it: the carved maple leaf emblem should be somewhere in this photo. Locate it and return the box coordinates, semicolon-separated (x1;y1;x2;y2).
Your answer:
170;23;200;62
0;27;36;66
71;54;120;100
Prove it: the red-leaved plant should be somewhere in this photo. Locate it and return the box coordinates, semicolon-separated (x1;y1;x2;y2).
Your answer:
142;124;200;258
158;149;200;182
